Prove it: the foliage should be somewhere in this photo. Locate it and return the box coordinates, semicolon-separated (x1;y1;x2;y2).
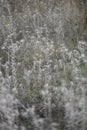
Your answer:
0;0;87;130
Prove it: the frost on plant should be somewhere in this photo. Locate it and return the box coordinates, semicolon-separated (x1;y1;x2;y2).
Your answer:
0;0;87;130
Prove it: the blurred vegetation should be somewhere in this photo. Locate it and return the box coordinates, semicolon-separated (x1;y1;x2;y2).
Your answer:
0;0;87;130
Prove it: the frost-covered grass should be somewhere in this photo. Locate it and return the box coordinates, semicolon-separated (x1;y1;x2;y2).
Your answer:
0;0;87;130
